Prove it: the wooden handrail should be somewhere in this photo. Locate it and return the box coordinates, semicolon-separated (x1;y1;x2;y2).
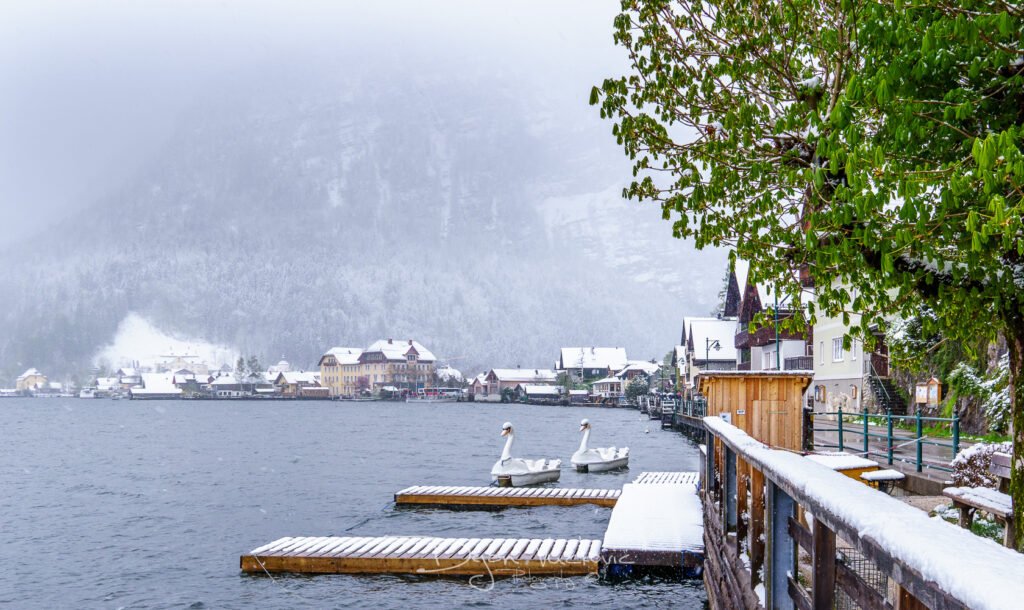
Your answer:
704;416;1024;610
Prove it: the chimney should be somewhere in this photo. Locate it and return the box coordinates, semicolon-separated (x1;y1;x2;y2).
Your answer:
408;339;413;345
387;338;393;344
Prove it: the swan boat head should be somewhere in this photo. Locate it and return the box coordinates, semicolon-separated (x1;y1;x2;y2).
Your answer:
501;421;513;436
579;418;590;432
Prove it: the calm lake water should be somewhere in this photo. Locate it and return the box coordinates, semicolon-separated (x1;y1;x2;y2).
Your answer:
0;398;707;609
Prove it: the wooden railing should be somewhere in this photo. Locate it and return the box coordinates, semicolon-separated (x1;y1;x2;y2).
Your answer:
702;416;1024;610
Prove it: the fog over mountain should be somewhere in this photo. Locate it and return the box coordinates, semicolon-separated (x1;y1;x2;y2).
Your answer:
0;1;726;380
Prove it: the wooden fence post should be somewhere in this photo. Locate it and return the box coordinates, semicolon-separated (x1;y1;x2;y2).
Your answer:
766;480;796;610
726;447;737;531
751;467;765;587
812;521;836;609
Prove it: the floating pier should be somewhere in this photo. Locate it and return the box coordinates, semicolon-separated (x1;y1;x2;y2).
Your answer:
242;472;704;578
602;475;704;573
240;536;600;576
393;485;620;508
632;471;699;486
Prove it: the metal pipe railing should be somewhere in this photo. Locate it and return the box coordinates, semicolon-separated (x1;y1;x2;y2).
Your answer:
812;408;962;473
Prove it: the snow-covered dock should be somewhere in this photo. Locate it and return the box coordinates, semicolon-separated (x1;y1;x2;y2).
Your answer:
240;536;600;576
393;485;620;508
601;474;704;570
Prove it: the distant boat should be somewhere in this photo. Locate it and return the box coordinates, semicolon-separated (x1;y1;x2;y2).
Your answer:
405;388;462;403
79;388;98;399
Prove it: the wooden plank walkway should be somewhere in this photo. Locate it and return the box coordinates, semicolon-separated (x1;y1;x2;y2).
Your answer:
632;471;699;486
393;485;620;508
240;536;600;576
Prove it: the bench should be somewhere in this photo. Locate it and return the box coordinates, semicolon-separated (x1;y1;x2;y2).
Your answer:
943;486;1016;548
990;452;1011;493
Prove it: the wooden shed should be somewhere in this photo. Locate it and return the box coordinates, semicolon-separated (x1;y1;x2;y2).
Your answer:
697;371;812;451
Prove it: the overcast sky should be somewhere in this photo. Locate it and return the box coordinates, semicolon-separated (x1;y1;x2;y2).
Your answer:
0;0;625;245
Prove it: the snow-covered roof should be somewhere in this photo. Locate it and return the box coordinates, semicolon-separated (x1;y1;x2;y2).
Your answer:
117;368;140;378
489;368;558;383
617;361;660;377
96;377;119;390
592;376;622;386
436;365;463;382
559;347;628;371
17;368;42;380
686;317;738;362
362;339;436;362
211;373;241;386
275;371;320;385
568;389;589;395
320;347;363;366
268;359;291;373
136;373;181;395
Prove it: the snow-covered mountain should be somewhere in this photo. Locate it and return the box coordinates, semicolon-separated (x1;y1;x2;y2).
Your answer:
0;66;726;379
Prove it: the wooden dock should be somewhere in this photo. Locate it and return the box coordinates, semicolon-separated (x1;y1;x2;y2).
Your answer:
240;536;600;576
632;471;699;485
393;485;620;508
602;474;704;573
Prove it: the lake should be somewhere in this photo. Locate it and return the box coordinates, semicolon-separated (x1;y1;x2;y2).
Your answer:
0;398;707;609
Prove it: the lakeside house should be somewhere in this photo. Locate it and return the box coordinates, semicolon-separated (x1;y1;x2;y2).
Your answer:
732;265;812;373
130;373;183;399
557;347;629;381
15;368;48;392
591;376;624;399
468;373;488;401
274;371;322;397
318;347;364;397
681;316;738;389
810;285;904;414
481;368;558;401
357;339;437;394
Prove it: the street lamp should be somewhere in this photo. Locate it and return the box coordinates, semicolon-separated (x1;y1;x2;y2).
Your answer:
705;338;721;371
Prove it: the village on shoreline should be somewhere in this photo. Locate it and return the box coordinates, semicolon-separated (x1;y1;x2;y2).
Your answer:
2;260;961;428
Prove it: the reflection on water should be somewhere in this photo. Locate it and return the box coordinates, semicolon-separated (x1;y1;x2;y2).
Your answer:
0;399;707;608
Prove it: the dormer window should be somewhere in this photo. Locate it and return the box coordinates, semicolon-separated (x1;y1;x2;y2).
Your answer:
407;354;417;362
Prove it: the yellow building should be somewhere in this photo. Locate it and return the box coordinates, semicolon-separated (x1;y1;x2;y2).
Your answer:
318;347;363;397
358;339;437;393
16;368;48;392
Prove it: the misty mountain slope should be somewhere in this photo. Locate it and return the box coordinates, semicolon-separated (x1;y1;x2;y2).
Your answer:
0;71;725;379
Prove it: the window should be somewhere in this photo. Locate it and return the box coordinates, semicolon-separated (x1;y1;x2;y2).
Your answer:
832;338;844;362
819;342;824;365
851;340;858;360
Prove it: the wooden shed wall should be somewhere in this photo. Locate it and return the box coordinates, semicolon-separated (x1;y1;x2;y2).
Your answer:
702;376;810;451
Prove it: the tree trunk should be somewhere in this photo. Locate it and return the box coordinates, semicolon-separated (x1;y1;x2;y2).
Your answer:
1008;320;1024;550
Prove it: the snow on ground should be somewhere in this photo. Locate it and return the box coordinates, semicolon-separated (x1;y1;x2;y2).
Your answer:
93;313;239;370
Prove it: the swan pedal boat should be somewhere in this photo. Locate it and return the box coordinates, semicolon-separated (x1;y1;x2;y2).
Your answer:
491;422;561;486
571;418;629;472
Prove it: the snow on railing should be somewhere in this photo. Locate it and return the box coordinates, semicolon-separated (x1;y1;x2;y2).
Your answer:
703;416;1024;610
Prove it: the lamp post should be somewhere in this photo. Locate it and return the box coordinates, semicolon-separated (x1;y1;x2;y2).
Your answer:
705;338;721;372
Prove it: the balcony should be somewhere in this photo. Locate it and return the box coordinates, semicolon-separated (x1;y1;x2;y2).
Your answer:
783;356;814;371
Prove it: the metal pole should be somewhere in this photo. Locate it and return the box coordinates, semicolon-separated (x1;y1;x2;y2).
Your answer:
775;290;780;370
915;407;923;472
953;412;961;458
837;406;844;452
863;412;869;457
886;408;894;465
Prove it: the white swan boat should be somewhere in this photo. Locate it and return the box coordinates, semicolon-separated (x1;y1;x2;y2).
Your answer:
491;422;561;486
571;418;629;472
